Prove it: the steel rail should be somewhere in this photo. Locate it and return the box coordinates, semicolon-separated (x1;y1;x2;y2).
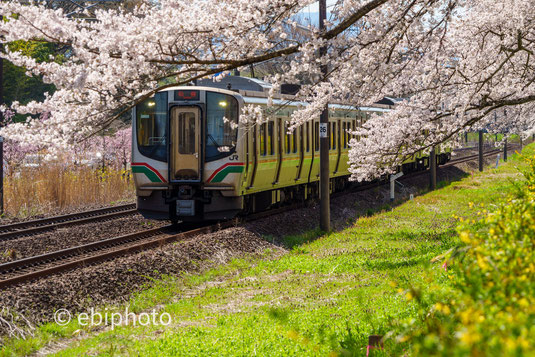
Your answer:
0;205;297;289
0;203;137;242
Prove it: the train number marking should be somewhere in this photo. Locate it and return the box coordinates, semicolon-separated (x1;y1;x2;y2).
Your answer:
319;123;328;138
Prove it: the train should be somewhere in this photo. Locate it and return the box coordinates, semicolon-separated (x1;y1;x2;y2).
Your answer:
131;76;451;223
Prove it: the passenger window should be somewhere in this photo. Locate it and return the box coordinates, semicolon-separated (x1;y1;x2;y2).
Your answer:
333;123;339;149
268;121;274;155
293;129;298;153
343;122;347;149
285;123;291;154
260;123;266;156
306;122;310;152
299;126;304;153
331;122;337;150
315;122;319;151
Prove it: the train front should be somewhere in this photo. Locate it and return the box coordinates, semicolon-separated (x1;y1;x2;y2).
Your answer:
132;87;245;223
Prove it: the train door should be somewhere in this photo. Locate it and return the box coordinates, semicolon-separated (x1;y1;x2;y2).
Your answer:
295;125;305;182
274;118;283;184
309;120;320;182
170;107;201;182
335;119;342;173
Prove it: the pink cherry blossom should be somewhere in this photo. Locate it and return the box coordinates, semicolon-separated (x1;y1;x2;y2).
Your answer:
0;0;532;179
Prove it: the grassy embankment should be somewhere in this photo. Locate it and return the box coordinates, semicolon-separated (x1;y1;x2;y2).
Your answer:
1;146;532;356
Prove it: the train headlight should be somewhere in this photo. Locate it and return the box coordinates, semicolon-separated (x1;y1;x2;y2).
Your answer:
218;101;228;107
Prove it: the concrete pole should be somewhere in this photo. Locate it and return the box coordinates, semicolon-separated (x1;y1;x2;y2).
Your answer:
430;147;437;190
478;130;484;172
319;0;330;232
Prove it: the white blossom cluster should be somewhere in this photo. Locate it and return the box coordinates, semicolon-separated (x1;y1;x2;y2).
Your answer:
1;0;534;180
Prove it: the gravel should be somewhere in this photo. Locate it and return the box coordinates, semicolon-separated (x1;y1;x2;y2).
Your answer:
0;227;283;326
0;214;167;263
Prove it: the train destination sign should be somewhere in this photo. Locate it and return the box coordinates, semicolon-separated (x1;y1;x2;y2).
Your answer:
174;90;200;101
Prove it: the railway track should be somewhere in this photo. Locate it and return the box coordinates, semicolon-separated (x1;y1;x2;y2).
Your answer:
0;204;292;289
446;146;515;167
0;146;520;290
0;203;137;242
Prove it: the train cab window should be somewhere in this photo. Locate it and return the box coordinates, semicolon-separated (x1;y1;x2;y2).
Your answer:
268;121;274;155
260;123;266;156
205;92;239;162
136;91;168;162
314;122;319;151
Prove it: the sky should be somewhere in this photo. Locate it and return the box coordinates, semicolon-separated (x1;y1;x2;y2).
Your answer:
298;0;338;27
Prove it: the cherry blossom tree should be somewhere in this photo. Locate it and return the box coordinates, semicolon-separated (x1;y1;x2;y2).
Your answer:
107;128;131;171
0;0;533;180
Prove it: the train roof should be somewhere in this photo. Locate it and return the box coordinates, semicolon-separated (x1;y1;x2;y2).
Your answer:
196;76;272;92
241;96;390;113
162;76;393;111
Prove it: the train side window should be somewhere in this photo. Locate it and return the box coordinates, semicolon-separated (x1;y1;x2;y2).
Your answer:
348;122;352;145
278;118;283;154
331;122;337;150
343;122;347;149
260;123;266;156
341;122;345;148
299;126;304;153
306;122;310;152
293;128;298;153
314;122;319;151
285;122;291;154
268;121;274;155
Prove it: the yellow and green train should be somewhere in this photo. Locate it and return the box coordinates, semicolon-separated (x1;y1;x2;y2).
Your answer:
132;77;450;222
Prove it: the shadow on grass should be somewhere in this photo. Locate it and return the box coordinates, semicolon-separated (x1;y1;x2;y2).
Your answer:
275;165;470;250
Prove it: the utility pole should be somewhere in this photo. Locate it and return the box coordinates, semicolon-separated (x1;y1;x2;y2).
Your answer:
478;130;484;172
429;146;437;190
504;137;507;162
319;0;330;232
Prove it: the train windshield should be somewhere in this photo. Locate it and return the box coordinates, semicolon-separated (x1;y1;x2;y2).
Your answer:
205;92;239;162
136;92;168;162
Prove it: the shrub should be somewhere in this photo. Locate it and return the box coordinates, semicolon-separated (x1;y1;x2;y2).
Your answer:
398;155;535;355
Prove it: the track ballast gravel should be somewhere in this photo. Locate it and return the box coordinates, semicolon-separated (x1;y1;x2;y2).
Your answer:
0;214;166;263
0;227;283;325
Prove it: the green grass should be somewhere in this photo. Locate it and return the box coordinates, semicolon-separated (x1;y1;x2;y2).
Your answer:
1;145;533;357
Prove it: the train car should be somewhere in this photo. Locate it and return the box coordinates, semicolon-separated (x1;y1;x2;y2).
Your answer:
132;77;450;223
